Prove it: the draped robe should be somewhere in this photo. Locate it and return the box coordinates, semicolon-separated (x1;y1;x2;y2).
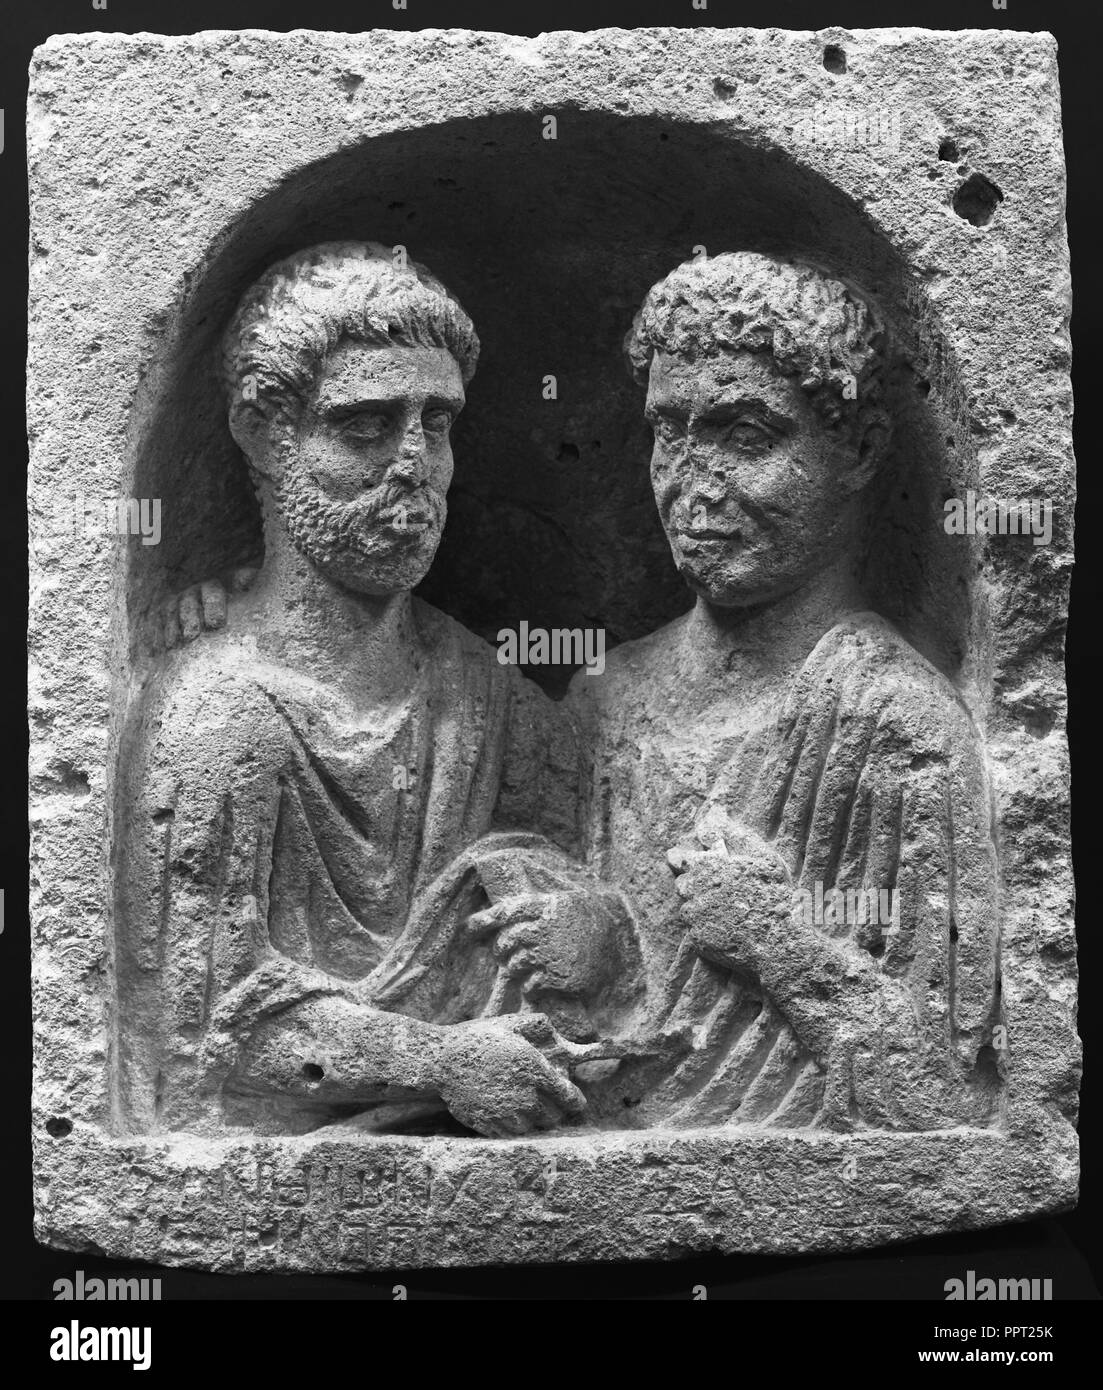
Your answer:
115;599;586;1133
571;610;1000;1131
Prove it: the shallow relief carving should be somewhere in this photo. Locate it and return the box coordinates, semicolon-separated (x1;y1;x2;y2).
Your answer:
29;28;1078;1269
120;245;1000;1143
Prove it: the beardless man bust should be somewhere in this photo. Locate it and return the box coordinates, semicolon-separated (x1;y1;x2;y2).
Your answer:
565;252;1001;1132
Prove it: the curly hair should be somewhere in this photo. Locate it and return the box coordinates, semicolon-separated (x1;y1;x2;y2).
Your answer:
624;252;888;427
222;241;480;447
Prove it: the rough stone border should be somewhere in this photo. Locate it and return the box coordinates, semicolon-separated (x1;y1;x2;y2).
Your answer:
34;1126;1078;1270
29;27;1077;1267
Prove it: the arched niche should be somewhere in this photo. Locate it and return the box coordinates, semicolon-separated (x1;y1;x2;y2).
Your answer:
123;108;977;693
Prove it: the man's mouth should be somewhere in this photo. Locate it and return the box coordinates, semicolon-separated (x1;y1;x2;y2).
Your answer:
674;526;743;543
378;501;435;535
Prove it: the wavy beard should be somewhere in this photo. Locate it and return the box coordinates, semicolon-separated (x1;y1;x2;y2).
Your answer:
276;462;444;593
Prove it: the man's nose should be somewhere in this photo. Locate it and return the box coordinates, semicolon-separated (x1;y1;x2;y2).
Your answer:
681;446;729;505
390;421;429;483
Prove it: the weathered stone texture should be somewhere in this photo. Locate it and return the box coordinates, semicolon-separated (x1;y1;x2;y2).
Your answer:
28;27;1076;1269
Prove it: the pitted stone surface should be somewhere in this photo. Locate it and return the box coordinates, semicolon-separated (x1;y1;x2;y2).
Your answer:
29;27;1077;1270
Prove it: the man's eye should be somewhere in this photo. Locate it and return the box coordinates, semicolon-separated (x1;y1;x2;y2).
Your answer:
724;419;774;447
341;412;391;443
651;415;685;444
422;408;452;434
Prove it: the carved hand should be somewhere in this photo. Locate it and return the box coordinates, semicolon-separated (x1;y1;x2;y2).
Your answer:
667;814;794;973
159;565;259;650
436;1013;587;1137
466;889;621;1004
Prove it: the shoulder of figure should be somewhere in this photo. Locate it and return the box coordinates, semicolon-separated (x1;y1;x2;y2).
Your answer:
565;609;692;709
803;611;980;756
411;595;497;664
413;598;567;719
411;597;525;713
142;640;296;763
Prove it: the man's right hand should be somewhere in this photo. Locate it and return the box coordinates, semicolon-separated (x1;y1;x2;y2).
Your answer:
436;1014;587;1137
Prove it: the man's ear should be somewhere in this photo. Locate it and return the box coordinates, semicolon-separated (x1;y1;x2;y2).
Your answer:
228;399;285;481
840;405;891;494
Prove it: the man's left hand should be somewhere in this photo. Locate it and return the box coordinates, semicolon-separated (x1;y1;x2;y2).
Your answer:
668;820;793;972
466;890;619;1004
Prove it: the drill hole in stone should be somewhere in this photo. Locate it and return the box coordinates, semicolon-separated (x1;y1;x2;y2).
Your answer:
938;138;960;162
46;1117;73;1138
301;1063;325;1082
823;45;847;75
953;173;1004;227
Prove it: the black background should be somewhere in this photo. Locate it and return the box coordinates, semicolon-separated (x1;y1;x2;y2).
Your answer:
1;0;1098;1331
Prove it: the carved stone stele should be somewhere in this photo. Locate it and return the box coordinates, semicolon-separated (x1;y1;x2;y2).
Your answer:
28;27;1077;1271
